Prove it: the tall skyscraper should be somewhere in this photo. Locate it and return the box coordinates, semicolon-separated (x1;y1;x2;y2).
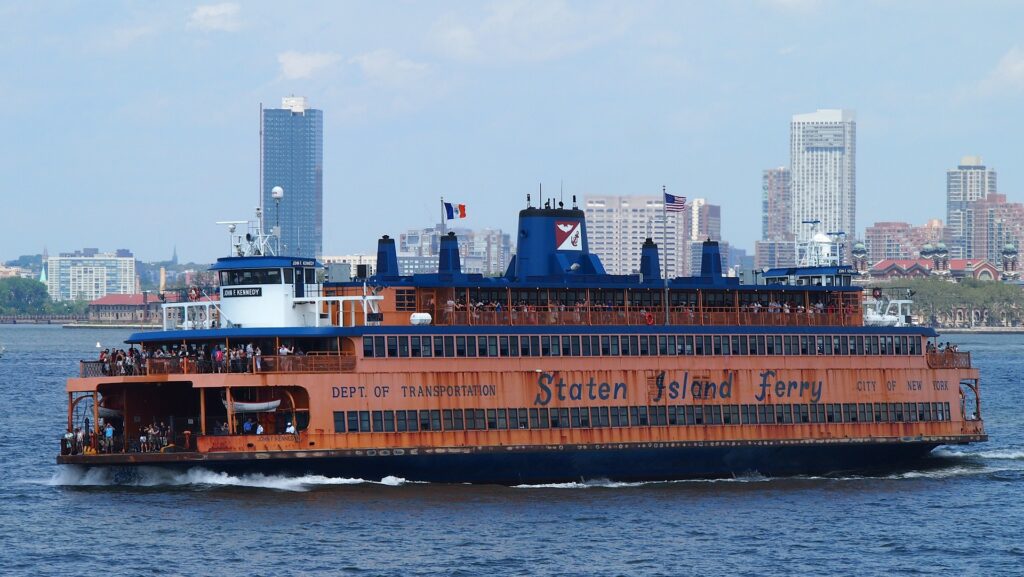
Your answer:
755;167;796;270
789;109;856;256
262;96;323;258
947;156;997;259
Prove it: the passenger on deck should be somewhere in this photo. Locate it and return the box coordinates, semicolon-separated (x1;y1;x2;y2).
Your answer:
104;422;114;453
255;423;264;435
243;418;253;434
285;422;296;434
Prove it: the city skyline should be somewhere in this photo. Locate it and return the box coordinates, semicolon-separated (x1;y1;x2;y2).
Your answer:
3;2;1024;263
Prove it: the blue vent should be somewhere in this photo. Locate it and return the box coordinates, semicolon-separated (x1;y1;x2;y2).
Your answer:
639;238;661;282
438;232;462;275
375;235;399;278
504;207;605;280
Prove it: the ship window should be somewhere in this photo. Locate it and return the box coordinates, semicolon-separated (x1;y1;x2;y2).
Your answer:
529;336;541;357
372;336;385;358
363;337;374;358
530;408;550;429
609;336;620;356
651;406;669;426
761;404;777;424
372;411;384;432
593;407;610;427
708;405;724;424
722;405;739;424
284;268;294;283
740;405;753;424
443;336;455;357
774;404;790;424
793;404;809;423
854;336;864;355
839;336;849;355
395;289;416;312
540;336;551;356
892;403;904;422
694;336;705;355
895;337;904;355
809;404;825;423
359;411;371;432
386;337;398;357
510;408;529;429
465;409;485;430
396;411;407;432
406;410;419;431
824;404;838;423
570;336;581;356
455;336;467;357
903;402;916;422
383;411;395;432
462;336;475;357
629;335;640;356
333;411;346;433
800;336;810;355
487;409;504;430
347;412;359;432
418;410;432;431
841;404;856;423
499;336;510;357
610;406;627;427
693;406;704;425
657;336;668;355
305;268;316;284
581;336;592;356
551;335;563;357
443;409;464;431
919;403;930;422
410;337;422;357
765;336;776;355
630;406;649;426
507;336;519;357
620;336;632;356
397;336;409;357
668;406;680;425
551;408;570;428
570;407;582;428
432;336;443;358
486;336;497;357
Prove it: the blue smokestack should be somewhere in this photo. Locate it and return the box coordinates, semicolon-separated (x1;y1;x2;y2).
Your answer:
438;232;462;275
504;206;605;281
375;235;399;278
700;240;723;278
639;238;661;282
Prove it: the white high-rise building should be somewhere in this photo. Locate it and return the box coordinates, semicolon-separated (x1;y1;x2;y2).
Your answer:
584;195;722;277
947;156;997;259
46;249;137;302
790;109;856;257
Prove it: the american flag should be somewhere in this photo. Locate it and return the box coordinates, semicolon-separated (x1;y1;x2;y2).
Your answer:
664;192;687;212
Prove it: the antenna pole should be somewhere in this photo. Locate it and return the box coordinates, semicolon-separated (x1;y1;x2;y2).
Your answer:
441;196;446;236
662;186;669;325
259;102;263;215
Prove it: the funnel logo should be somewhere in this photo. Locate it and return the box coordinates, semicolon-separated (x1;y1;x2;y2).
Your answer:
555;221;582;251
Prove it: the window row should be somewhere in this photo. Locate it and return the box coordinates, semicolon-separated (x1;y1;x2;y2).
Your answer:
363;334;923;359
333;402;952;433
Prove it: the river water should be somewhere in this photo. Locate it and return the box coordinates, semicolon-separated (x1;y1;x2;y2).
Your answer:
1;325;1021;576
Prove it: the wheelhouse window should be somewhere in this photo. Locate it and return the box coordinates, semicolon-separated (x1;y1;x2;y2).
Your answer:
219;268;282;286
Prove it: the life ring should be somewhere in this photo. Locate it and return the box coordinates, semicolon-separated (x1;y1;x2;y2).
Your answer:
871;288;882;299
188;286;201;301
645;312;655;325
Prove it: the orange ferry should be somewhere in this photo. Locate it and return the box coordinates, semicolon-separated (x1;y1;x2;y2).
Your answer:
58;200;986;483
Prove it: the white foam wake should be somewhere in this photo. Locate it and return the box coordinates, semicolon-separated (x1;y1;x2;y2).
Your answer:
46;466;413;492
933;447;1024;461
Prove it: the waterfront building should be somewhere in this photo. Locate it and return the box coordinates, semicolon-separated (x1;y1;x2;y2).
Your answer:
262;96;323;259
46;249;137;302
947;156;997;259
864;220;945;264
789;109;856;258
965;193;1024;263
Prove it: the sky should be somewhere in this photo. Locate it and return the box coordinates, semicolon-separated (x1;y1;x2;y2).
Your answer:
2;0;1023;264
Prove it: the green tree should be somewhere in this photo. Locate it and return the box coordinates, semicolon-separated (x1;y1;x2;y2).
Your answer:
0;277;51;314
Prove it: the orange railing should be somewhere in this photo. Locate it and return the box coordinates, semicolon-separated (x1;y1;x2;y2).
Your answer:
926;350;972;369
84;353;357;377
434;305;859;328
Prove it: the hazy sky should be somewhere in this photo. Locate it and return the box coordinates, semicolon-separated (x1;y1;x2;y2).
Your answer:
3;1;1023;264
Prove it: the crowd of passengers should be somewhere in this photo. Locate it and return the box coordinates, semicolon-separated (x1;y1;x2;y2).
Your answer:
439;296;847;320
60;420;174;455
96;343;308;375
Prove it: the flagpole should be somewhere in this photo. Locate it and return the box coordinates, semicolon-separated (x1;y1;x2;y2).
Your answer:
441;196;446;236
662;186;669;326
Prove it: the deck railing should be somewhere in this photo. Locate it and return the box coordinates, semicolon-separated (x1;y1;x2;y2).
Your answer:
81;353;356;377
436;306;856;328
926;350;972;369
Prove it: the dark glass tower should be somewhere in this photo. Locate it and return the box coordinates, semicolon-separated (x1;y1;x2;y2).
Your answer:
262;97;323;258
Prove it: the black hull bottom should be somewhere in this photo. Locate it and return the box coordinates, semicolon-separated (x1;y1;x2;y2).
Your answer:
61;441;946;485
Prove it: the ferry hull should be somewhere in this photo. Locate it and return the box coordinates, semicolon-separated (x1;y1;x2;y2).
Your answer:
58;439;967;485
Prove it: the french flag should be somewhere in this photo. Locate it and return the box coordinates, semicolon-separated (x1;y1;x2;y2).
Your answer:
444;202;467;219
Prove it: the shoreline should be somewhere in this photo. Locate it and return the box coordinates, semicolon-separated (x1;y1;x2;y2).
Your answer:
62;323;161;330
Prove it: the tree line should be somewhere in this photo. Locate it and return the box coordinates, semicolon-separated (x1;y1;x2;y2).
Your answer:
877;277;1024;327
0;277;87;316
